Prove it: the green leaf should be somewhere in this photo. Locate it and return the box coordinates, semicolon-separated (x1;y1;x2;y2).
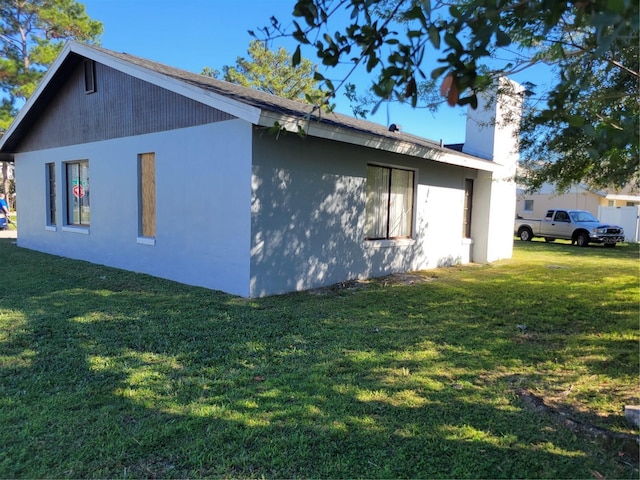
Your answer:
371;98;385;115
444;32;463;52
430;66;448;80
428;25;440;49
458;95;478;109
495;30;511;47
567;115;585;127
366;53;379;72
292;45;301;67
421;0;432;16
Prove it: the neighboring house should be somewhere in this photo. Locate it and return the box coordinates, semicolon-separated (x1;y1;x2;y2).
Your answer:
516;183;640;242
0;42;523;297
516;183;640;219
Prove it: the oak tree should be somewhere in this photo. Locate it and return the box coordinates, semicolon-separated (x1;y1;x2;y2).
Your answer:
258;0;638;190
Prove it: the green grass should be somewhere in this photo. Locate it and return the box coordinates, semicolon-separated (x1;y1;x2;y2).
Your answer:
0;238;638;478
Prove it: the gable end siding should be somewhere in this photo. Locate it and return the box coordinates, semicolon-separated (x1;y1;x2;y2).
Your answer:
17;61;235;152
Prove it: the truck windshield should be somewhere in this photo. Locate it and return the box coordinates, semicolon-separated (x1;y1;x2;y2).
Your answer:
570;211;598;222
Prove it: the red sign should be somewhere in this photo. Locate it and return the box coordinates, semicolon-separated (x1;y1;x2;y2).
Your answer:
73;185;85;198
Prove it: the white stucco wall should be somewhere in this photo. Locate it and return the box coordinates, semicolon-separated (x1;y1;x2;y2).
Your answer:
463;79;523;263
14;120;252;296
250;133;477;297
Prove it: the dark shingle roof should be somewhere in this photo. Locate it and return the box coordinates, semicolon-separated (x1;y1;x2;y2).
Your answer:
2;42;490;168
89;44;451;151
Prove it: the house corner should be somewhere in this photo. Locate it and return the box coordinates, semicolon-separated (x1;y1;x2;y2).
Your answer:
465;78;524;263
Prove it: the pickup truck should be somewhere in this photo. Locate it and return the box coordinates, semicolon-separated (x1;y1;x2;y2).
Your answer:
515;209;625;247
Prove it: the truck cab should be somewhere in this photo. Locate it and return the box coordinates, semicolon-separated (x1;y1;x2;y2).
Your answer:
541;210;574;239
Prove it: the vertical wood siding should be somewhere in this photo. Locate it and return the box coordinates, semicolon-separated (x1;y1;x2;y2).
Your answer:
18;62;235;152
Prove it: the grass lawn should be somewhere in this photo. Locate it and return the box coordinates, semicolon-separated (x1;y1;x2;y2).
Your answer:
0;238;638;478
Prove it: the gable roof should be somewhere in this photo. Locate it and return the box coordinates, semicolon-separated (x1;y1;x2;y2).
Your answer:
0;41;499;172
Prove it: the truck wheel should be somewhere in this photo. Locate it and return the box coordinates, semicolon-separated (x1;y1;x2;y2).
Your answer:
544;237;555;243
575;232;589;247
519;228;533;241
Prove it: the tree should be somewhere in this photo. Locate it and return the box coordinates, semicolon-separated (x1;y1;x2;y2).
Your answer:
518;9;639;191
0;0;102;197
0;0;103;132
258;0;639;191
202;39;326;105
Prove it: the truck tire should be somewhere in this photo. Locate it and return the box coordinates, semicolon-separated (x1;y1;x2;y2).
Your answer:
575;232;589;247
544;237;555;243
519;227;533;241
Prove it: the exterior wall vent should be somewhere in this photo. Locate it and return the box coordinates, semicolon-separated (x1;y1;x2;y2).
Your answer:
84;59;96;94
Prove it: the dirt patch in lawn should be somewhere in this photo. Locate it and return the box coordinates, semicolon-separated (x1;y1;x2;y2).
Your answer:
307;271;438;295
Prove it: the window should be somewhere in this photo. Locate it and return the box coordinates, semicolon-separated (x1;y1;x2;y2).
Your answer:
84;60;96;93
523;199;534;212
46;163;56;225
463;179;473;238
66;161;90;226
608;200;614;207
365;165;414;239
138;153;156;238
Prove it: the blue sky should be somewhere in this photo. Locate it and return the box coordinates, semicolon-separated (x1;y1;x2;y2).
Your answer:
81;0;517;143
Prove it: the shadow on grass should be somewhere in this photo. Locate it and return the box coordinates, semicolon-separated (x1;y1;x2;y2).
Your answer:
0;239;637;478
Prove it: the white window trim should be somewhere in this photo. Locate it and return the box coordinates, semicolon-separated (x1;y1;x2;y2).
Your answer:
364;238;416;248
523;200;534;212
137;236;156;246
62;226;89;235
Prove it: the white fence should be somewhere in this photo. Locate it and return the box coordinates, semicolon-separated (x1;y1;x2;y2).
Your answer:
597;206;640;243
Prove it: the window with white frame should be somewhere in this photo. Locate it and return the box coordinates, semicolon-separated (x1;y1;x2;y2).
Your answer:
66;160;90;226
523;199;534;212
365;164;415;239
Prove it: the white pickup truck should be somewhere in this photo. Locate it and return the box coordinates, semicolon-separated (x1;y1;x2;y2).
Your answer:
515;209;625;247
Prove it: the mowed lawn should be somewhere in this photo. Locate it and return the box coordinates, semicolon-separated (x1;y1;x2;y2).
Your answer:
0;238;638;478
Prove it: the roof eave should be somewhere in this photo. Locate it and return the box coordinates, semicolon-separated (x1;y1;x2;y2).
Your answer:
606;194;640;202
0;41;263;155
258;111;500;173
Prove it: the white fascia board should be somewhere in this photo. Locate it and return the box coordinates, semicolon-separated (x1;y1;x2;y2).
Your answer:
70;43;262;124
606;194;640;202
259;111;499;173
